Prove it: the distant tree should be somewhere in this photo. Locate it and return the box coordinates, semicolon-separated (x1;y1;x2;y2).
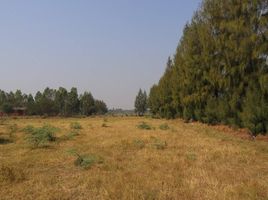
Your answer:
94;100;108;114
1;103;13;114
79;91;95;115
55;87;68;116
135;89;147;116
66;87;79;115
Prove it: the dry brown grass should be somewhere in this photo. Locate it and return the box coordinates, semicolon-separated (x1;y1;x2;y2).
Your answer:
0;116;268;200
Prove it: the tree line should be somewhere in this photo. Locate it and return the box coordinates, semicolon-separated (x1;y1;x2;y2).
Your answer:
0;87;108;116
148;0;268;135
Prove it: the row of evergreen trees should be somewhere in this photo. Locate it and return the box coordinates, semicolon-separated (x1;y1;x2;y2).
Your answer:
148;0;268;135
0;87;108;116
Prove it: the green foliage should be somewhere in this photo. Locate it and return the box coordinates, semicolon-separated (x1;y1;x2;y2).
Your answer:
67;149;104;169
135;89;147;116
1;103;13;114
0;87;107;116
70;122;82;130
159;123;170;130
25;124;58;148
148;0;268;135
137;122;152;130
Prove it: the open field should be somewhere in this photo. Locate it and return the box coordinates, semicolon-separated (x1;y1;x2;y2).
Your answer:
0;117;268;200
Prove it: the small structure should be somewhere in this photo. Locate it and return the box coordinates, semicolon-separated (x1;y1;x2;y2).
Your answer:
12;107;27;116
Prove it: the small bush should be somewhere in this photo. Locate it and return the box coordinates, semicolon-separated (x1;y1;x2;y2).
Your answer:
159;123;170;130
137;122;152;130
68;149;104;169
70;122;82;130
25;124;58;148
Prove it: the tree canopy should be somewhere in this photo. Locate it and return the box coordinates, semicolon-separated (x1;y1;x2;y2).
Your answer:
149;0;268;135
135;89;147;116
0;87;108;116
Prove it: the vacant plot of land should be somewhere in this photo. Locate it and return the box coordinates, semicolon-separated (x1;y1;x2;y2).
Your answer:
0;117;268;200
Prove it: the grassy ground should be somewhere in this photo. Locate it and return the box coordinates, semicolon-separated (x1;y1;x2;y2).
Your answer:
0;116;268;200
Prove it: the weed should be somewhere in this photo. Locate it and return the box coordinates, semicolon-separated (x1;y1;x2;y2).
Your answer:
159;123;170;130
67;149;104;169
70;122;82;130
25;124;58;148
137;122;152;130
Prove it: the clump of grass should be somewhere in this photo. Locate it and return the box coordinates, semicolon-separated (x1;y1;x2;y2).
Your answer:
24;124;58;148
0;165;25;183
70;122;82;130
137;122;152;130
151;138;167;150
133;139;145;149
159;123;170;130
67;149;104;169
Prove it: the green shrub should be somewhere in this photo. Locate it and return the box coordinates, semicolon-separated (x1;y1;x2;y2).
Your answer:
70;122;82;130
22;125;35;134
25;124;58;148
68;149;104;169
159;123;169;130
137;122;152;130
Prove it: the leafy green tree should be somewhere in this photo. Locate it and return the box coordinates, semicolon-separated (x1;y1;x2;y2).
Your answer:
80;92;95;115
66;87;79;116
94;100;108;114
149;0;268;135
135;89;147;116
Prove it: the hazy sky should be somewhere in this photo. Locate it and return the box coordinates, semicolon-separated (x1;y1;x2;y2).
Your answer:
0;0;201;109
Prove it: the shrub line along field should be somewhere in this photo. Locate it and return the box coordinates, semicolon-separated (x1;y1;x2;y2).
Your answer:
0;116;268;200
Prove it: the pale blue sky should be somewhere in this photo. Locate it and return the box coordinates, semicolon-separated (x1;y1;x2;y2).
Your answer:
0;0;201;109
